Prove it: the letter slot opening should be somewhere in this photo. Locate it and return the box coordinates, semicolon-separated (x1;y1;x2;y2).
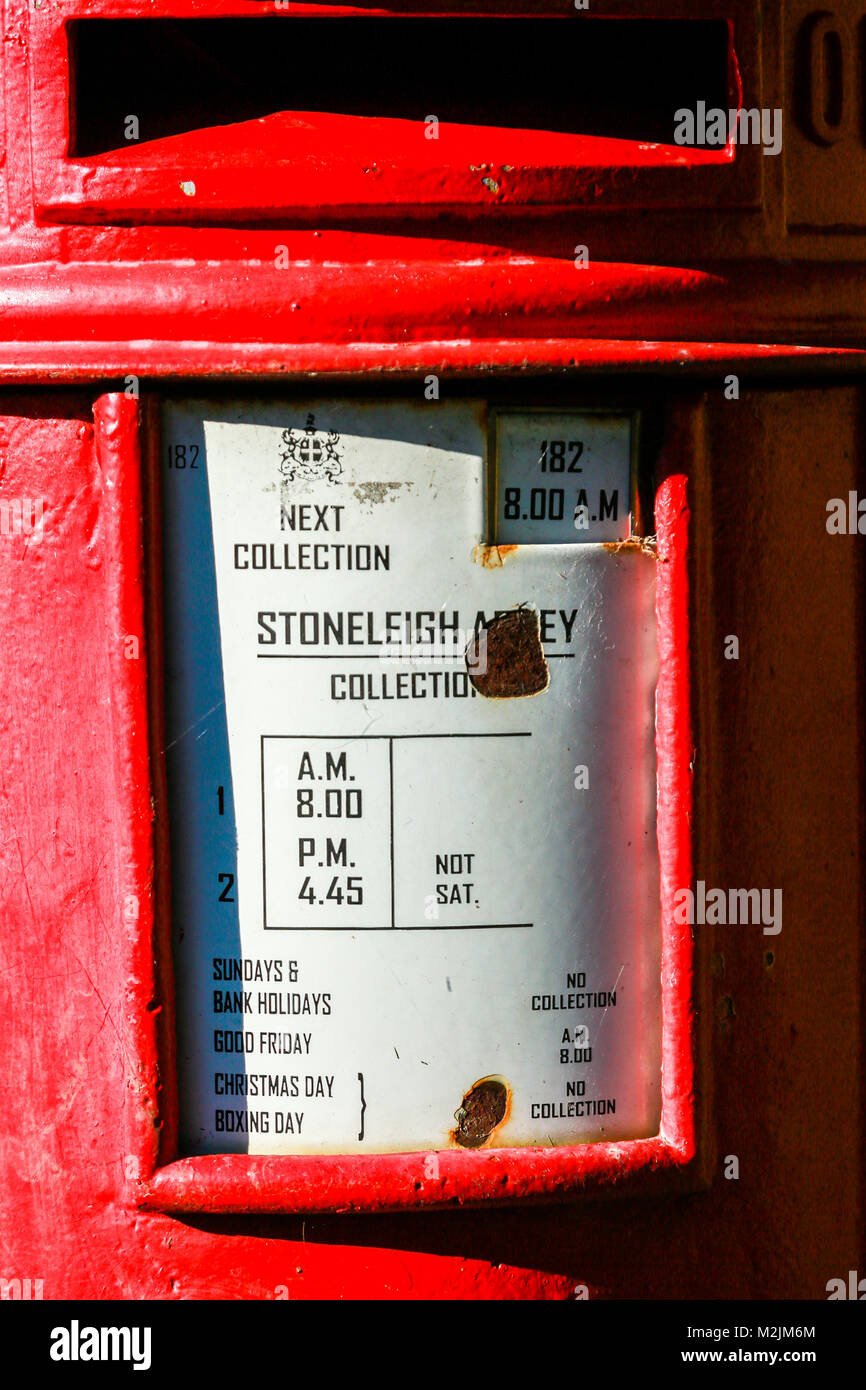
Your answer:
69;17;732;158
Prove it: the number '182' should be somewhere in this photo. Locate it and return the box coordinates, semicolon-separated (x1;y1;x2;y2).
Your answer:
539;440;583;472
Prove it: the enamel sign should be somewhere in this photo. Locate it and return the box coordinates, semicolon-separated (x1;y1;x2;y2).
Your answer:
161;398;661;1155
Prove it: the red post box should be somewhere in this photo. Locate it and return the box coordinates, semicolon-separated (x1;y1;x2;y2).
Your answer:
0;0;863;1314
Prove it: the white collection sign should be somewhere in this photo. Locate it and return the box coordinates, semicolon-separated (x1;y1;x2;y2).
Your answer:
162;398;661;1155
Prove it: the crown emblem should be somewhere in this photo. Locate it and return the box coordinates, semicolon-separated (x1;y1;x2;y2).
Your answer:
280;414;343;483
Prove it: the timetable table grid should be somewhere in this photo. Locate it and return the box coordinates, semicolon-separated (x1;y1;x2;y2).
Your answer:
260;732;534;931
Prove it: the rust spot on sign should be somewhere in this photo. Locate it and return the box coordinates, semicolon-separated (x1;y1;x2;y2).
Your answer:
473;542;518;568
603;533;660;559
466;607;549;699
452;1077;510;1149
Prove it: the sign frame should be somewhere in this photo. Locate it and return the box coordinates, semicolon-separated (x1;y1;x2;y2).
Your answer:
488;405;644;545
111;386;697;1214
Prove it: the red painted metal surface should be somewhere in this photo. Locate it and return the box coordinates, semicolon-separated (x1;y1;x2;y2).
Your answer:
1;0;862;1299
0;0;859;367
